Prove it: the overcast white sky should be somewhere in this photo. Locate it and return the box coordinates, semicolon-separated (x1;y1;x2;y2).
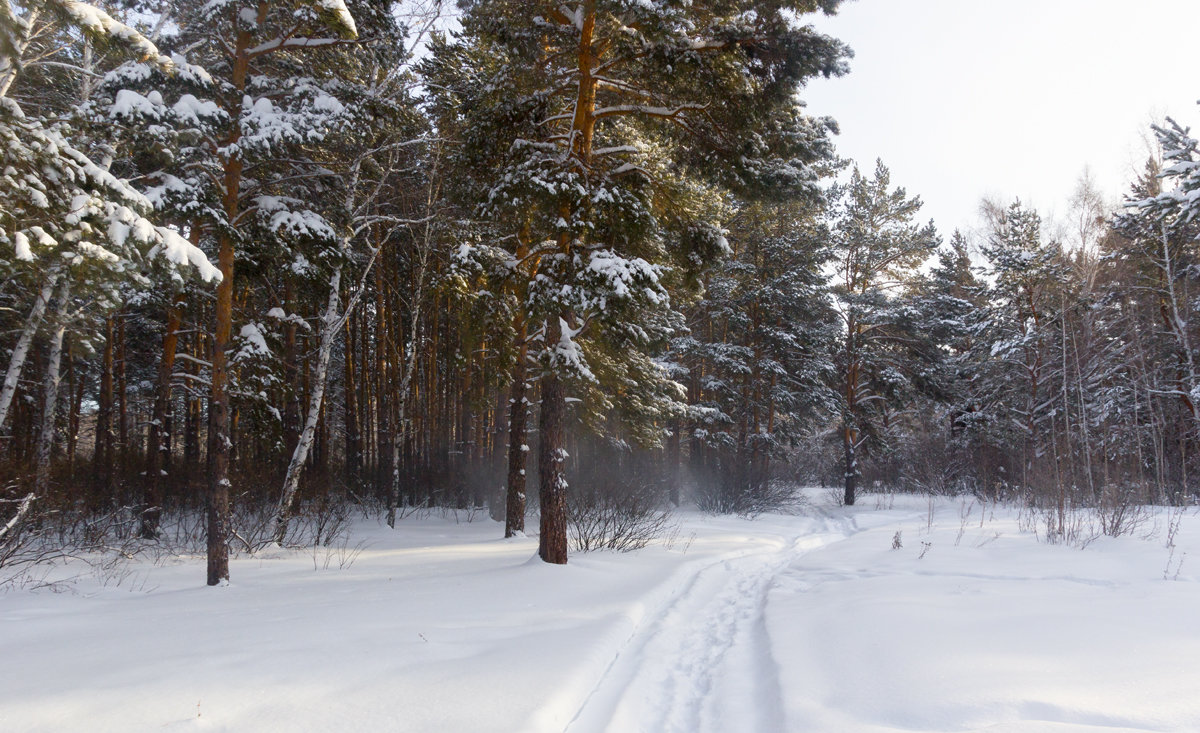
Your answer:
802;0;1200;240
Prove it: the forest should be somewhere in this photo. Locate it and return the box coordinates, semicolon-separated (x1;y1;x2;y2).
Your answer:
3;0;1200;589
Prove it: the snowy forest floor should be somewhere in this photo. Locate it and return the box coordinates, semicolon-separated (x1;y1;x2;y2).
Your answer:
3;489;1200;733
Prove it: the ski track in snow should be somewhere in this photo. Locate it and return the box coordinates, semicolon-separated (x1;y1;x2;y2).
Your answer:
563;512;860;733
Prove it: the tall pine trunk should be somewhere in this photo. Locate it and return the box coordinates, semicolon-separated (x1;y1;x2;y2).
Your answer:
204;14;261;586
207;227;235;585
116;314;128;485
344;314;361;484
533;0;599;564
67;348;82;477
95;316;115;500
843;327;859;507
141;296;184;539
537;318;569;564
504;350;528;537
842;423;857;506
374;262;391;497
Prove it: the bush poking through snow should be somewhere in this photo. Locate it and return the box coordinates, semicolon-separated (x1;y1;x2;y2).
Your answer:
237;494;353;551
697;479;805;518
1096;485;1152;539
567;481;674;553
0;488;60;572
311;537;369;571
824;484;846;509
0;489;362;590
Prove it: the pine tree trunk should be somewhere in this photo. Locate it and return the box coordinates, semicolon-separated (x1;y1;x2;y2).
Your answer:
207;229;235;585
843;319;859;506
185;346;201;472
344;314;361;484
459;358;474;507
360;308;374;479
531;3;599;563
204;15;260;586
538;319;569;564
843;423;857;506
141;297;184;539
667;418;681;506
375;262;391;496
116;313;128;486
504;356;528;537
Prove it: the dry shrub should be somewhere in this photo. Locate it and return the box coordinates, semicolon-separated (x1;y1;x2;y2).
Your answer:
567;480;674;552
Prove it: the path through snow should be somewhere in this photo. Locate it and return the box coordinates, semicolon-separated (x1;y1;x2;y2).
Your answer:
564;514;860;733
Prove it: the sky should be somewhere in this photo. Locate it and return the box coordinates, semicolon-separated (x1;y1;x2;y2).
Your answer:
801;0;1200;242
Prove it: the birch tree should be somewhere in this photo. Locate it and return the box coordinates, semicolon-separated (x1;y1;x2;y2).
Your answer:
271;0;436;544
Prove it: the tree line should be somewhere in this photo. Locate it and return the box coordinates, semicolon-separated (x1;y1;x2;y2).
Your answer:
2;0;1199;583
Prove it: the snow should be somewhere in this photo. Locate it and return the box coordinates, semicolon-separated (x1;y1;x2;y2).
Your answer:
12;231;33;260
255;195;337;241
110;89;165;119
315;0;358;38
267;307;312;330
3;492;1200;732
57;1;172;70
554;316;596;381
172;95;224;126
236;322;271;359
148;227;222;283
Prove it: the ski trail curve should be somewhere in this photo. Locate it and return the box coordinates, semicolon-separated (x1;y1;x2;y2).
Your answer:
564;517;854;733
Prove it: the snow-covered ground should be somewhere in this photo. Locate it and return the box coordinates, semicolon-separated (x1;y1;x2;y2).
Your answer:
3;491;1200;732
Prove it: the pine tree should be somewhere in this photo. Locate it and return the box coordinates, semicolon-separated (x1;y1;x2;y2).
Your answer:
976;201;1069;498
1111;142;1200;496
88;0;359;584
448;0;848;562
829;160;938;505
921;232;984;413
271;0;431;544
1122;117;1200;428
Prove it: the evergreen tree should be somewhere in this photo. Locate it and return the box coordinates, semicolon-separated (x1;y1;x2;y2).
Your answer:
1122;117;1200;428
829;160;938;505
675;199;835;511
448;0;848;562
89;0;359;584
976;201;1068;495
0;0;218;488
